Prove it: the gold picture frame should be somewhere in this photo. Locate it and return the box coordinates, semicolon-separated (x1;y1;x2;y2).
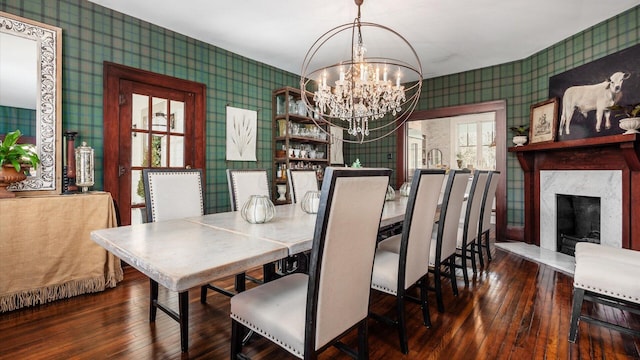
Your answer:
529;98;559;144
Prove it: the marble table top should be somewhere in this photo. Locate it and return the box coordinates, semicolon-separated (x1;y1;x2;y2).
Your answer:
90;219;289;292
380;197;409;228
188;198;409;254
91;198;410;292
187;204;317;255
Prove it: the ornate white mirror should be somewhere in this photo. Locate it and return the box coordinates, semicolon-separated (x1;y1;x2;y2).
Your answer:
0;11;62;194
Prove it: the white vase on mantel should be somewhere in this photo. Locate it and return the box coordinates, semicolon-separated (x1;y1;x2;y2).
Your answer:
619;117;640;134
513;135;528;146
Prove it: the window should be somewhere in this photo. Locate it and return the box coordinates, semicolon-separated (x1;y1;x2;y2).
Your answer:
454;113;495;170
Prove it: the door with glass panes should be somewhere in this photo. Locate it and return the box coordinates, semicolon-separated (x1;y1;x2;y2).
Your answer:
103;63;205;227
120;80;196;225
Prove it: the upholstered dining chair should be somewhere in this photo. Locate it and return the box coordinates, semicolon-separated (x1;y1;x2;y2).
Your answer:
476;171;500;266
454;170;489;286
226;169;271;211
287;169;319;203
143;169;237;305
226;169;272;283
230;167;391;359
144;168;205;223
378;169;469;313
429;169;470;312
370;169;445;354
569;242;640;342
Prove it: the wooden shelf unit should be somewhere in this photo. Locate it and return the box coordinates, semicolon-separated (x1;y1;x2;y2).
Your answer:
272;87;330;204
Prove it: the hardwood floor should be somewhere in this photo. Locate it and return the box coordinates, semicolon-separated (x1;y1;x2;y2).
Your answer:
1;246;639;359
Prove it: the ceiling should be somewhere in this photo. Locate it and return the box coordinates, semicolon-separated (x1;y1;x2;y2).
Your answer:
88;0;638;80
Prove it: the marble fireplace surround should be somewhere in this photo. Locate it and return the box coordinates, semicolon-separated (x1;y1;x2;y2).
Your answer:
539;170;622;251
510;134;640;251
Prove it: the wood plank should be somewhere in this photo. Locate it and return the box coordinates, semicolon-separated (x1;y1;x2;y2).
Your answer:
0;240;639;359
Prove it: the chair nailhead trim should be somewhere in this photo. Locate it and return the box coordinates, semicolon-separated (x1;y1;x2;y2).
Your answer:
231;313;303;358
371;284;397;295
574;282;640;304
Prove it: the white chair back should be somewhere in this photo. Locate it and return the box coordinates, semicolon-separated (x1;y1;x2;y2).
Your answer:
480;171;500;234
309;167;390;351
143;169;204;222
226;169;270;211
287;169;318;203
460;171;490;247
434;169;469;264
402;169;445;289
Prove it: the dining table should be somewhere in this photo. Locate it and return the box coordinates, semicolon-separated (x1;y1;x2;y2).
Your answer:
90;196;409;352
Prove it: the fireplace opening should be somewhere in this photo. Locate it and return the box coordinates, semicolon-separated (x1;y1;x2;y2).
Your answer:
556;194;601;256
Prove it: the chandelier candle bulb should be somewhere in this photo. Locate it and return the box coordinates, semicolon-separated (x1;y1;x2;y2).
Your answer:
300;0;422;142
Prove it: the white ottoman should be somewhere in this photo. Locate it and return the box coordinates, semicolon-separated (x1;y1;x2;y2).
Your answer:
569;242;640;342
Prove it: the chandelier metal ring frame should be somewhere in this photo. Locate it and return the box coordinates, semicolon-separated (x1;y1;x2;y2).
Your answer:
300;16;422;144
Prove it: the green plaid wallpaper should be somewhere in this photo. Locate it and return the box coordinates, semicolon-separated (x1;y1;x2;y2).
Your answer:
0;106;36;137
1;0;298;213
1;0;638;224
348;6;639;227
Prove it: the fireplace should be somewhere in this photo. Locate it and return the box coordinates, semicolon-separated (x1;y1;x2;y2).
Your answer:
540;170;620;252
509;134;640;251
556;194;600;256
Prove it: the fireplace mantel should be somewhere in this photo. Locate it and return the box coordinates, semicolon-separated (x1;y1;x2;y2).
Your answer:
509;134;640;250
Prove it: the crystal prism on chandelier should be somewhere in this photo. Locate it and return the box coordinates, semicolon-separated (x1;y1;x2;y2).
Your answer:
314;42;407;137
301;0;422;143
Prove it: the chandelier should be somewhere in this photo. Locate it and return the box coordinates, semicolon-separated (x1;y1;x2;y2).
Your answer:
301;0;422;143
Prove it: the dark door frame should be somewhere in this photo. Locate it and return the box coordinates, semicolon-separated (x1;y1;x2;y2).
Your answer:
396;100;507;241
103;62;206;224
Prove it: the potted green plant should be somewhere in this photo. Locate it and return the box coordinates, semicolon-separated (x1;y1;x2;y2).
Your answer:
510;125;529;146
608;103;640;134
0;129;40;198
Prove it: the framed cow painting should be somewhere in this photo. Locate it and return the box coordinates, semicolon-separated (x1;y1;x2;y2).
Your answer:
549;43;640;141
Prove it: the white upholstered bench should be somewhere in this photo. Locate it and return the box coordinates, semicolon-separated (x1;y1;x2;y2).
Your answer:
569;242;640;342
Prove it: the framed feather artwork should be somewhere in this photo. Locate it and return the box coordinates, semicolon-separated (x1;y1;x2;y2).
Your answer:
226;106;257;161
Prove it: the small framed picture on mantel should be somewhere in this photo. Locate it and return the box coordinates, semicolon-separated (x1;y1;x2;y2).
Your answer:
529;98;559;144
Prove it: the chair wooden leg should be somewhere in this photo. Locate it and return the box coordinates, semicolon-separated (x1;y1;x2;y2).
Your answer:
569;288;585;343
419;276;431;327
231;319;244;359
484;230;492;261
434;267;445;313
357;319;369;360
396;295;409;354
469;243;477;274
460;247;469;286
476;237;485;268
448;258;458;296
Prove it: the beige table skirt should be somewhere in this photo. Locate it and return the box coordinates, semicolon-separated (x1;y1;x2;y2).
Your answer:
0;192;123;312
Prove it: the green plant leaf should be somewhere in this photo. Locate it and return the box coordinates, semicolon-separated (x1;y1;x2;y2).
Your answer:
0;129;40;171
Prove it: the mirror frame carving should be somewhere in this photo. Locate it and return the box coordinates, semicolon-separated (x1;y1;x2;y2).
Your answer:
1;11;62;194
